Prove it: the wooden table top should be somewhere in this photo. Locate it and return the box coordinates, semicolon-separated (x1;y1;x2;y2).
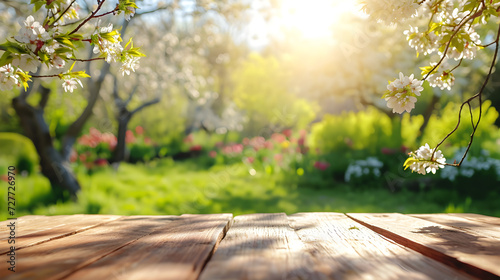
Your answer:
1;213;499;280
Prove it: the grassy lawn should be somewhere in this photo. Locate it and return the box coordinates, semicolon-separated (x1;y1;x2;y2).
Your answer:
1;158;499;221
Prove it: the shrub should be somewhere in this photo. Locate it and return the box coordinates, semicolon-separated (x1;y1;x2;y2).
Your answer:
0;133;38;174
422;100;500;157
309;107;422;155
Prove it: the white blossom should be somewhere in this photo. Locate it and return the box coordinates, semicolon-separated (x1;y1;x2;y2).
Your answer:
93;23;123;63
124;6;136;21
11;54;39;73
0;64;20;91
404;25;439;55
383;72;423;114
361;0;419;25
407;143;446;175
427;71;455;90
119;56;140;76
15;15;50;44
62;77;83;93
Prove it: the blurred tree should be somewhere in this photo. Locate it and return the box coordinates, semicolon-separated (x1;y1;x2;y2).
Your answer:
231;53;317;136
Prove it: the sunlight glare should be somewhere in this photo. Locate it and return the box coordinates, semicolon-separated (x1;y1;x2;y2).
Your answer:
279;0;361;40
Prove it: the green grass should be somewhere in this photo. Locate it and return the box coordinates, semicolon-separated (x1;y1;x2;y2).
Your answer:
1;158;499;221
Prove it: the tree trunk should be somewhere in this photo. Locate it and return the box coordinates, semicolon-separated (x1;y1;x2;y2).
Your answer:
111;110;131;163
12;96;81;198
61;62;111;161
418;94;440;138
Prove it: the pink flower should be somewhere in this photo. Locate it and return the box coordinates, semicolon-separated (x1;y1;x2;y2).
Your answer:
101;132;117;150
1;175;9;182
126;130;136;144
190;145;202;152
274;154;283;162
70;149;78;163
381;147;394;155
314;161;330;171
94;158;108;166
89;127;100;138
79;154;87;162
271;133;286;143
297;137;306;147
209;150;217;158
232;144;244;154
246;157;255;164
249;136;266;150
135;126;144;135
264;141;274;150
282;129;292;138
215;141;224;148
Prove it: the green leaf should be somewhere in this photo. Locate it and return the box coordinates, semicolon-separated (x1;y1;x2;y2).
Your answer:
0;51;14;67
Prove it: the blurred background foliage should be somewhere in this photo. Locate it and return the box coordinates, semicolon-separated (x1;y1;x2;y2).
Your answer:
1;0;500;219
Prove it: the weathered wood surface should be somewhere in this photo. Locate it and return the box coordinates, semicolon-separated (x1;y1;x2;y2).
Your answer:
66;214;232;280
347;213;500;279
1;213;500;280
199;213;322;280
0;215;121;254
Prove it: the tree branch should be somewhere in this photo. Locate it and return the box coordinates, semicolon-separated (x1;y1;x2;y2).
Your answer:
124;83;139;107
432;23;500;167
131;98;160;115
38;84;51;109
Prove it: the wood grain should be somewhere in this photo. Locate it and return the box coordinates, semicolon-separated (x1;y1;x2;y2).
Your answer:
64;214;233;280
0;215;53;238
347;213;500;280
0;215;178;280
449;213;500;227
412;214;500;240
0;215;121;254
290;212;473;280
199;213;324;280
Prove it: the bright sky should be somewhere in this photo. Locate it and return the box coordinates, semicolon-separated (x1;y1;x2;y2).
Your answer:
247;0;364;49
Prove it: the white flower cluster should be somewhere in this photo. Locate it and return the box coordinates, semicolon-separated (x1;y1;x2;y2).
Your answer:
14;15;68;70
0;64;20;91
93;23;123;63
405;0;481;61
119;56;140;76
15;15;50;45
440;149;500;181
407;143;446;175
384;72;424;114
427;70;455;90
361;0;419;25
92;23;140;76
62;77;83;93
404;25;439;56
345;157;384;182
49;0;80;22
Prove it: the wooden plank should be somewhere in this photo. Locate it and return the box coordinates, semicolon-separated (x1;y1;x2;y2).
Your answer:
199;213;324;280
64;214;232;280
347;213;500;280
0;215;178;280
412;214;500;240
449;213;500;227
0;215;122;254
0;215;53;238
287;212;473;280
